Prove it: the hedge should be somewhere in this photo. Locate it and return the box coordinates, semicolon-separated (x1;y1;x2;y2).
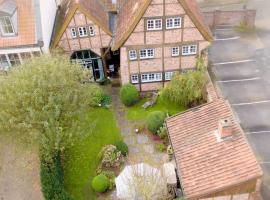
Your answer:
40;152;74;200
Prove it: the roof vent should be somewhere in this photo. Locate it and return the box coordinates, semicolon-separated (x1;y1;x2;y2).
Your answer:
218;119;233;139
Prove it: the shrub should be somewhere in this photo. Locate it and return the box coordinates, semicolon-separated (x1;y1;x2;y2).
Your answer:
100;171;116;190
88;85;110;106
155;143;166;152
120;83;139;106
98;145;124;168
157;124;168;140
40;153;74;200
91;174;110;193
146;111;166;134
113;141;129;156
162;71;207;107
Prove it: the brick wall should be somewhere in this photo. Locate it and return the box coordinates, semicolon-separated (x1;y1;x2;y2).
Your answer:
203;9;256;28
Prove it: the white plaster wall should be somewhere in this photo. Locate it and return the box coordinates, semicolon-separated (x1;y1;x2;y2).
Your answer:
39;0;58;53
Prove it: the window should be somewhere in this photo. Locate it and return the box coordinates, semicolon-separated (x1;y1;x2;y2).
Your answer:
182;45;197;56
89;26;95;36
0;16;15;36
32;51;41;57
172;47;180;56
78;27;87;37
147;19;162;31
0;54;9;70
141;73;162;83
70;28;77;38
139;49;154;59
20;52;32;60
166;17;181;29
129;50;137;60
8;53;20;66
131;74;139;83
165;71;177;80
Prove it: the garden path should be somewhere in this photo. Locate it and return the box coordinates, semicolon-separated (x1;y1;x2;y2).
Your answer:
99;87;168;200
110;87;167;167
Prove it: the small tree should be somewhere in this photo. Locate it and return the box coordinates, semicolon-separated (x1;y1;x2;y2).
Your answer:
162;71;207;107
0;55;102;161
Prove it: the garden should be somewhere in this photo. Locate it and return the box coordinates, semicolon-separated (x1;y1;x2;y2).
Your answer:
0;54;208;200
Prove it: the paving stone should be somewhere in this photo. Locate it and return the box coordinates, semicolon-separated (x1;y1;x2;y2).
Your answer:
143;144;155;154
129;146;140;154
137;134;149;144
124;136;136;145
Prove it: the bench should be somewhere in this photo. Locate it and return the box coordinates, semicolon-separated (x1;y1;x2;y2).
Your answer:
142;92;159;109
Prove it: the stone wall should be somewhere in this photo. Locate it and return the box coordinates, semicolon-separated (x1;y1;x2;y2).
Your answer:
203;9;256;28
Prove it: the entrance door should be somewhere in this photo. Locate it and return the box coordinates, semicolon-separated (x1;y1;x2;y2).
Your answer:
71;50;105;82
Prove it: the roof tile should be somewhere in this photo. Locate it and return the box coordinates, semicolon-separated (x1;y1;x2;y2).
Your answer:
166;99;263;199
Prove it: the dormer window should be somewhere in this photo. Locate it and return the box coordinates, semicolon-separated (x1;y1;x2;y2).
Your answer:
0;16;15;36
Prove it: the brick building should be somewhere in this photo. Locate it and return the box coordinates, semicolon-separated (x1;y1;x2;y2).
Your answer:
166;97;263;199
52;0;213;90
0;0;59;71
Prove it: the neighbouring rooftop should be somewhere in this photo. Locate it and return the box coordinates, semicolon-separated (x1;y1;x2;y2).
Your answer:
166;98;263;199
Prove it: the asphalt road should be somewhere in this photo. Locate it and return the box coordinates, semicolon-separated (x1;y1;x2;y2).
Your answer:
210;27;270;199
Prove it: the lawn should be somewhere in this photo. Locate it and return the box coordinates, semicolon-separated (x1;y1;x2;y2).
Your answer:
127;95;186;121
64;108;121;200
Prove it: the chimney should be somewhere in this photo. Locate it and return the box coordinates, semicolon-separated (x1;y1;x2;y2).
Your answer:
218;119;233;139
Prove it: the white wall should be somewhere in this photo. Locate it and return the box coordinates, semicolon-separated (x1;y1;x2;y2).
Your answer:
39;0;58;53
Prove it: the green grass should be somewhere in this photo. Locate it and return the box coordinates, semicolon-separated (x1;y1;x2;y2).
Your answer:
64;108;121;200
127;95;186;121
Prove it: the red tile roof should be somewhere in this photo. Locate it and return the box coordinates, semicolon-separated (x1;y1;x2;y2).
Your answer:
112;0;213;51
166;99;263;199
51;0;112;48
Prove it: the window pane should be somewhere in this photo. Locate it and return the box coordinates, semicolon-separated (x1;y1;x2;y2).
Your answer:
129;50;137;60
89;26;95;36
140;50;147;58
20;52;32;60
8;53;20;66
0;16;15;35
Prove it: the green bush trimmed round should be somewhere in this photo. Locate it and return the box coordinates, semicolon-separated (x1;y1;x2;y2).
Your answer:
120;83;139;106
114;141;129;156
146;111;166;134
91;174;110;193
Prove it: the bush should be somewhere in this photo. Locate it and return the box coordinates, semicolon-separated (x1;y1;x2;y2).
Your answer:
113;141;129;156
146;111;166;134
120;83;139;106
40;153;74;200
91;174;110;193
157;124;168;140
155;143;166;152
162;71;207;107
88;85;111;106
98;145;124;168
100;171;116;190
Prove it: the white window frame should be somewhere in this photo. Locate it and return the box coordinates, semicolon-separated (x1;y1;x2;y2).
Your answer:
89;26;95;36
78;27;87;37
141;73;162;83
139;49;155;59
147;19;162;31
171;47;180;57
70;28;77;38
182;45;197;56
0;16;15;36
166;17;182;29
131;74;139;84
165;71;176;81
129;50;137;60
